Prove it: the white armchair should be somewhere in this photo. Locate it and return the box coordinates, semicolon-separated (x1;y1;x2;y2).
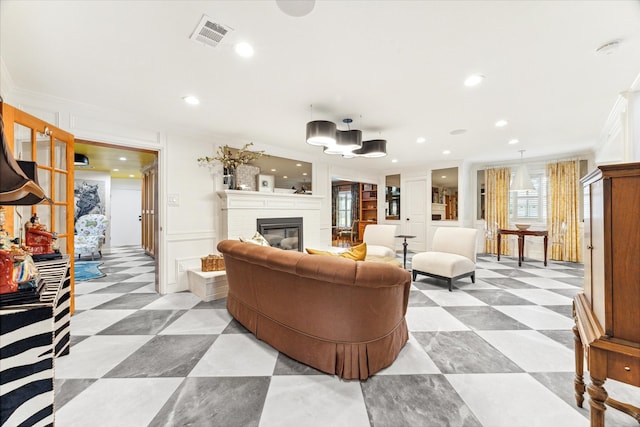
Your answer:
362;224;397;258
411;227;479;291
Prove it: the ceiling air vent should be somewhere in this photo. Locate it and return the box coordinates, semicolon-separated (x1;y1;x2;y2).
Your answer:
190;15;233;48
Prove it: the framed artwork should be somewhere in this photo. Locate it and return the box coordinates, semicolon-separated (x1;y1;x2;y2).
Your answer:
258;174;274;192
74;179;106;221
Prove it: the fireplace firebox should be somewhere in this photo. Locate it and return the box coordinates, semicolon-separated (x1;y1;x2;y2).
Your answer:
257;217;303;252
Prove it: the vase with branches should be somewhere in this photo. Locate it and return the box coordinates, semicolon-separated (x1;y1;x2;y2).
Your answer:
198;142;264;189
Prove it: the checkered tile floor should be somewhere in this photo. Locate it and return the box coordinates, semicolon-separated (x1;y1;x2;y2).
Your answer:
55;246;640;426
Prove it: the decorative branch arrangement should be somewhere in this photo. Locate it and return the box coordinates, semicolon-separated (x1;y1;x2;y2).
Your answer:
197;142;264;169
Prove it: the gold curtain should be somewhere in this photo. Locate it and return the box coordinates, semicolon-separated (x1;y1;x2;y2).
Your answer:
547;160;581;262
485;167;511;255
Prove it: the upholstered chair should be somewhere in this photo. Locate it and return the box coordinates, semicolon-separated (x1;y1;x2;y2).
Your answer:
74;214;108;260
362;224;397;258
411;227;479;291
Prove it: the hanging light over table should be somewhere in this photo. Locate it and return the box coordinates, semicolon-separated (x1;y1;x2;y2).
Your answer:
511;150;535;191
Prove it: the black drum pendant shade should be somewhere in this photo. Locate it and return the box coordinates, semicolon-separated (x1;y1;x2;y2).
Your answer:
306;120;336;146
357;139;387;158
324;129;362;154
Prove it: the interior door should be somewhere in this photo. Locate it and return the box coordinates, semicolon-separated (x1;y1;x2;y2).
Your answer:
141;162;159;291
404;177;427;252
1;102;76;311
110;187;142;246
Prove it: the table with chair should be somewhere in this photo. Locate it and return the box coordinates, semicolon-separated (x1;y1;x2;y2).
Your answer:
337;220;358;245
497;227;548;267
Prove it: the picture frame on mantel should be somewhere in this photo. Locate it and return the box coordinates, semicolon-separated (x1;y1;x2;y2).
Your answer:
258;174;274;192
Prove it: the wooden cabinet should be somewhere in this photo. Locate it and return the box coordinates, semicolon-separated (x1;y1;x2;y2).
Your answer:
359;184;377;239
574;162;640;426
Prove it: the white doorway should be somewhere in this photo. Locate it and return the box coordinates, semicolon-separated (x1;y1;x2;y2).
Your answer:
110;180;142;246
404;177;428;252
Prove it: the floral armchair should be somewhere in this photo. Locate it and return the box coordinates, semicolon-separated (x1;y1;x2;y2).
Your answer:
75;214;108;260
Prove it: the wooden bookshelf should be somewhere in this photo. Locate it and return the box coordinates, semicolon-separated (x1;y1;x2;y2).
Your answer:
359;184;377;238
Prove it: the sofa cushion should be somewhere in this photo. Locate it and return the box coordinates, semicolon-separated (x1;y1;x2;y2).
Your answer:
411;251;475;278
366;244;395;258
365;255;402;268
306;242;367;261
239;232;271;246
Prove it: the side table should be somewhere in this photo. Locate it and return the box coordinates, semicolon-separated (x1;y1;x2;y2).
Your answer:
395;235;416;269
188;269;228;302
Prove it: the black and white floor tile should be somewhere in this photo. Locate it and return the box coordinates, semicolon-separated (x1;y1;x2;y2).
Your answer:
55;247;640;426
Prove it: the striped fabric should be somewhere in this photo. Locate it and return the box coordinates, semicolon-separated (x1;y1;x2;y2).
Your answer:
0;306;54;426
0;256;70;426
35;257;71;357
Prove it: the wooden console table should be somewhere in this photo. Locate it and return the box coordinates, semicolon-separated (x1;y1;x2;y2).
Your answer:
497;228;548;267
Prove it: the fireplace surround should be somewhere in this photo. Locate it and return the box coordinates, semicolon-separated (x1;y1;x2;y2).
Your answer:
217;190;323;249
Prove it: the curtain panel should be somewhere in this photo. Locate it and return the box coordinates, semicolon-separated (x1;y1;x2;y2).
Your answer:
485;168;511;255
350;184;360;224
547;160;581;262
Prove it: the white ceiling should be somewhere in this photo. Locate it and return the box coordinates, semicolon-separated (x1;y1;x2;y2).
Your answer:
2;1;639;171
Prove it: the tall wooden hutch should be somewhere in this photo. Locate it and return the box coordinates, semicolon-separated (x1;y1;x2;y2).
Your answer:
574;162;640;426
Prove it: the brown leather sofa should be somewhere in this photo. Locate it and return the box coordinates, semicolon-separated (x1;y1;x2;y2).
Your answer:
217;239;411;380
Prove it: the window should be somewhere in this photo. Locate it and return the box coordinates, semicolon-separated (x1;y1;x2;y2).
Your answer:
337;190;352;227
509;167;547;223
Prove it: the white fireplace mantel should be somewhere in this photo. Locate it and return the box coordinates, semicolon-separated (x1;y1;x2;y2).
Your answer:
217;190;324;247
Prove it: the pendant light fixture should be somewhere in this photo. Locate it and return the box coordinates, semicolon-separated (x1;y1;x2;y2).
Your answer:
511;150;535;191
305;108;386;158
306;105;336;146
356;139;387;158
74;153;90;166
323;119;362;154
306;120;336;146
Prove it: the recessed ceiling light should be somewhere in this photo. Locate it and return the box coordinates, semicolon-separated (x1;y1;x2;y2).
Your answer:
296;163;302;167
119;157;127;161
302;172;308;176
464;74;485;87
183;96;200;105
443;150;451;155
416;137;426;144
391;159;398;163
129;174;135;178
112;168;119;172
283;175;288;179
270;168;277;172
235;42;254;58
441;175;446;179
449;129;467;136
508;139;519;145
495;120;508;127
